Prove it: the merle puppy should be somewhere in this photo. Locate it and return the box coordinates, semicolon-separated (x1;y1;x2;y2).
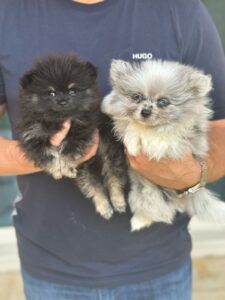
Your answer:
17;54;127;219
102;59;225;231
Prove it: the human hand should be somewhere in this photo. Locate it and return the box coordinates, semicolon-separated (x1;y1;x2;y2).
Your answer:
50;120;72;147
0;136;41;176
125;150;201;190
50;120;99;167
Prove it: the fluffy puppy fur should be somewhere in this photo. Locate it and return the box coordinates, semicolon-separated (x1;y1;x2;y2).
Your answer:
102;59;225;231
17;54;127;219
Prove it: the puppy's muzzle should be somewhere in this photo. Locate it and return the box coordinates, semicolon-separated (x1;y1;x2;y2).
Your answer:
55;98;68;107
141;108;151;118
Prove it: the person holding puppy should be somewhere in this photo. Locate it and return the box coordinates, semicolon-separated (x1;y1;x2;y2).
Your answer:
1;0;225;299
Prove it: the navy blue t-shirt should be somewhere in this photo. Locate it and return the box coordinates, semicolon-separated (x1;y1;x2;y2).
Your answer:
1;0;225;287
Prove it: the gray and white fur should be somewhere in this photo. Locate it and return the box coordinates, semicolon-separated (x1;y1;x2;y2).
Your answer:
102;59;225;231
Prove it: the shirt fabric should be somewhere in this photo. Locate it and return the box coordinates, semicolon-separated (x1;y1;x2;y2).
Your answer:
0;0;225;288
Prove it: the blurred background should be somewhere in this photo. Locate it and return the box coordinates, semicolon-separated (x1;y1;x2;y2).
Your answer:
0;1;225;299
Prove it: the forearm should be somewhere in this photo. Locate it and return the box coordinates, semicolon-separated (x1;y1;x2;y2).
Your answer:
126;119;225;190
0;136;40;176
206;119;225;183
0;129;99;176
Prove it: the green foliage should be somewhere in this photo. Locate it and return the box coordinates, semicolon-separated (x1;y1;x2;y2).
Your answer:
0;114;10;130
203;0;225;49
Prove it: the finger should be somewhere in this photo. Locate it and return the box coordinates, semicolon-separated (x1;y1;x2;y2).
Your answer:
92;129;100;145
84;144;98;160
50;120;71;147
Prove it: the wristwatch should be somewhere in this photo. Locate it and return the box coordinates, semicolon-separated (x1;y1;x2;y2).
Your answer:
177;156;208;198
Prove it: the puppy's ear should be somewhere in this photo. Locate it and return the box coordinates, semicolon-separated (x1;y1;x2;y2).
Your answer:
110;59;133;86
85;62;98;79
20;70;36;89
181;66;213;98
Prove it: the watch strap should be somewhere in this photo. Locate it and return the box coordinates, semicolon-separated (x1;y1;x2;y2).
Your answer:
177;155;208;198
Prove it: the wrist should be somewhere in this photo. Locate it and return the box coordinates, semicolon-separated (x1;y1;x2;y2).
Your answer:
176;156;207;197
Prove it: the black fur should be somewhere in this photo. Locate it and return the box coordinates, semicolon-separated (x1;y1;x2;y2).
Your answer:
17;54;128;219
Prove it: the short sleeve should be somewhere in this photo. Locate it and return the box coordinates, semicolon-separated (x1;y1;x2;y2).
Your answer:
180;0;225;120
0;67;6;105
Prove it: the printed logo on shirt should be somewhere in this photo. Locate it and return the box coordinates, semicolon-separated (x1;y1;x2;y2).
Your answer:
132;53;153;60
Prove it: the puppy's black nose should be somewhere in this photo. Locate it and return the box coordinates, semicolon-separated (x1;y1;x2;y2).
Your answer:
57;99;67;106
141;109;151;118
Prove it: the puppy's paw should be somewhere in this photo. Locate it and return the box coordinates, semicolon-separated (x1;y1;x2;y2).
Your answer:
126;147;140;157
45;167;63;179
114;204;126;213
52;172;63;180
101;208;114;220
59;157;78;178
96;202;114;220
109;189;126;213
62;167;78;178
45;159;64;179
130;214;153;232
112;201;126;213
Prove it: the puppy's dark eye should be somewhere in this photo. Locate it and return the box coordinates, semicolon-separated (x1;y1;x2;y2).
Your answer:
157;98;170;108
68;89;77;96
131;93;145;102
48;91;56;97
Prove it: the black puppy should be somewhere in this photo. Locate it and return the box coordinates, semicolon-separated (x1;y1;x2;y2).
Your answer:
17;54;127;219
